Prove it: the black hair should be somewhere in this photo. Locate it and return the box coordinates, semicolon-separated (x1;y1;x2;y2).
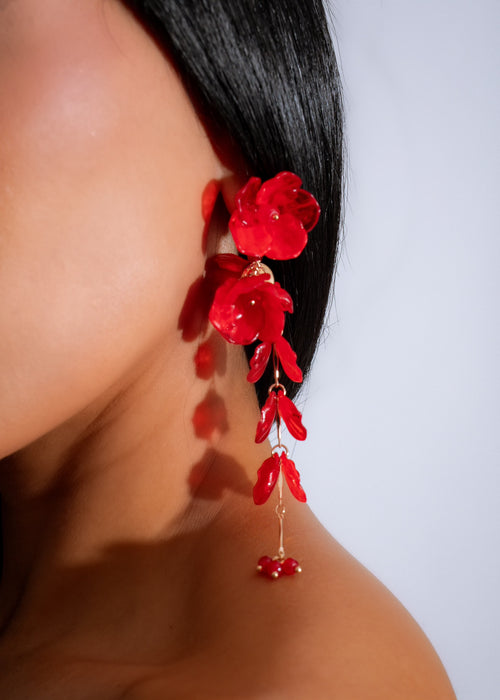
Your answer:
125;0;344;406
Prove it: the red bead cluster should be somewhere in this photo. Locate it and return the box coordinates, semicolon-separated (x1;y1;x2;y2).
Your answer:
257;556;302;580
207;172;321;578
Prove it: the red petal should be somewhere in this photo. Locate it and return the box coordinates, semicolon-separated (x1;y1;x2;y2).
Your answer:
255;391;277;443
201;179;220;223
264;213;308;260
209;276;267;345
231;178;268;258
272;282;294;314
277;391;307;441
256;283;293;343
247;342;272;383
207;254;248;277
229;212;271;258
253;453;280;505
257;291;286;342
256;172;303;207
292;189;320;232
274;336;303;383
281;452;307;502
236;176;261;211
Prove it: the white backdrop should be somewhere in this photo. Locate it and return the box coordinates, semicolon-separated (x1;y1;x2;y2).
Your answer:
299;2;500;699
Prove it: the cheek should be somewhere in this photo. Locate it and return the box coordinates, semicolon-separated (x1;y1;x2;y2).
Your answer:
0;2;219;456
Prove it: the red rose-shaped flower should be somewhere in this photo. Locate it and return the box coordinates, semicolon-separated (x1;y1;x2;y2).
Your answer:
209;274;293;345
229;172;320;260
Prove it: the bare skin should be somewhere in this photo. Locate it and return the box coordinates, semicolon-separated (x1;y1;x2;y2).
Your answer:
0;1;457;698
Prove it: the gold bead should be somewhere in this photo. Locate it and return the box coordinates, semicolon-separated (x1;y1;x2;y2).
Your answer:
241;260;275;284
271;571;280;579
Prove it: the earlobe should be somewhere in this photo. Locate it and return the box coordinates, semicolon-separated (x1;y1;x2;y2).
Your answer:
202;173;248;257
202;184;235;257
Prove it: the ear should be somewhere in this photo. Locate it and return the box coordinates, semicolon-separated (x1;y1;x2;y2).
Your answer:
202;172;249;257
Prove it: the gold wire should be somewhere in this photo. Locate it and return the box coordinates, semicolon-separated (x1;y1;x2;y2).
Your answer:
272;344;286;560
276;470;285;560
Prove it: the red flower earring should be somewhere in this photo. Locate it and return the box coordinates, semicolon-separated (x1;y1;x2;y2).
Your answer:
207;171;320;580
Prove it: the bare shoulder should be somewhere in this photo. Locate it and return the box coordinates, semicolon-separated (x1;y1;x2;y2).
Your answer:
238;507;458;700
200;502;458;700
121;504;457;700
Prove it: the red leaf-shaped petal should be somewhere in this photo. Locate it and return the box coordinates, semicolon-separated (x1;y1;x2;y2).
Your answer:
207;253;248;278
256;283;293;343
272;282;294;314
257;294;286;343
247;342;272;383
274;336;303;383
281;453;307;502
255;391;277;443
253;453;280;505
277;391;307;441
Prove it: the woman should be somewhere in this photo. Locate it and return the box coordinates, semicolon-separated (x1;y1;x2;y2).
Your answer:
0;1;456;697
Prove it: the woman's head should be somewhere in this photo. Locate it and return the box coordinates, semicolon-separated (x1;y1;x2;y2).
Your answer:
0;0;343;460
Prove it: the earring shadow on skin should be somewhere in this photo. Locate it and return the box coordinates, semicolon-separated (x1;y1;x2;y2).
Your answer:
177;185;253;501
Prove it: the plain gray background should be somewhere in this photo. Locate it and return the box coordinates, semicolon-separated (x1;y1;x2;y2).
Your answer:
296;2;499;699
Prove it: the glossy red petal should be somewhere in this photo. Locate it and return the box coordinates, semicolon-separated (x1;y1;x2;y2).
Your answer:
277;391;307;441
292;189;320;232
230;177;269;258
281;453;307;503
209;276;269;345
247;342;272;383
253;453;280;505
207;253;248;277
229;211;272;258
256;172;303;207
255;391;277;443
274;336;303;383
259;172;319;233
201;179;220;223
272;282;294;314
264;213;308;260
236;176;261;211
257;289;287;343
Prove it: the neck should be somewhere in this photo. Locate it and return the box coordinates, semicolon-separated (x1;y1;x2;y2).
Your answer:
0;331;269;660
